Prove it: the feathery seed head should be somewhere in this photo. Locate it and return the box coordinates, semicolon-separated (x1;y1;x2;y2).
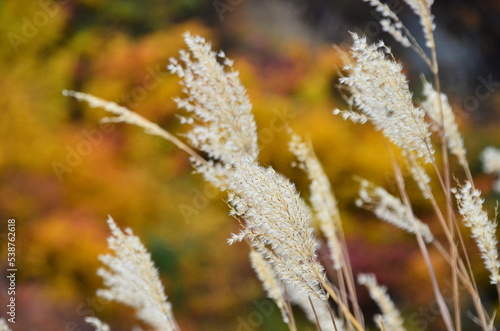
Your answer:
357;180;433;242
289;133;344;270
358;273;406;331
421;79;466;165
227;158;326;300
169;33;259;168
453;182;500;284
364;0;435;50
97;217;179;331
249;250;289;323
406;153;432;200
403;0;435;48
481;147;500;192
335;34;435;163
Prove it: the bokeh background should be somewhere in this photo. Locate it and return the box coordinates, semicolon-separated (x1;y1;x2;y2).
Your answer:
0;0;499;330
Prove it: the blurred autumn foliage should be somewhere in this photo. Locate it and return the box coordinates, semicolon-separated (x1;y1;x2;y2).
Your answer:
0;1;499;330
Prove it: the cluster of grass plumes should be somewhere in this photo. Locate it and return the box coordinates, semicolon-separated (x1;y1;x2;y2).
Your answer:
59;1;500;330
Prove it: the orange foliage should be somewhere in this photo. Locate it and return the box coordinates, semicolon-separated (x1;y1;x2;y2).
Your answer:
1;1;498;330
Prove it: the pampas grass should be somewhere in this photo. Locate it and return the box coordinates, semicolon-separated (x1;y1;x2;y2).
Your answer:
64;2;500;330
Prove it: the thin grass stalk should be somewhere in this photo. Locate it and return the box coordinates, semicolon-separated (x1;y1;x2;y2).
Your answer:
407;13;476;319
308;296;324;331
425;15;491;326
376;315;387;331
434;91;461;330
425;190;490;329
322;282;364;331
331;232;361;329
391;151;455;331
282;286;298;331
427;153;491;329
62;90;208;168
333;232;364;326
336;266;349;322
497;284;500;307
363;0;432;70
426;23;462;329
426;154;488;330
339;233;364;326
424;182;488;326
326;218;362;326
328;304;340;331
399;22;433;70
436;69;461;331
431;240;491;327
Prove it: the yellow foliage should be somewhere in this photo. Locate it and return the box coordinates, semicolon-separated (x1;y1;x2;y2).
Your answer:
1;2;495;329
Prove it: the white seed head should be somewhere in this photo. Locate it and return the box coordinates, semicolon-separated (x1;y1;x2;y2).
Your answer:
289;133;344;270
249;250;289;323
169;33;259;188
453;182;500;284
357;180;433;242
227;158;326;300
335;34;435;163
358;273;406;331
481;147;500;192
421;79;466;165
97;217;179;331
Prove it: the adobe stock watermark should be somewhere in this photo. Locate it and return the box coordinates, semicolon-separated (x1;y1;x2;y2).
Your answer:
117;64;168;108
406;278;456;330
236;299;275;331
7;0;69;53
462;74;500;113
5;219;17;325
212;0;245;21
52;122;115;182
65;294;107;331
257;107;296;151
178;107;296;223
